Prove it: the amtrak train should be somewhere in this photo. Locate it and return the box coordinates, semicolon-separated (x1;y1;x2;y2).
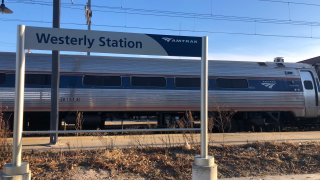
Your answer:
0;52;319;131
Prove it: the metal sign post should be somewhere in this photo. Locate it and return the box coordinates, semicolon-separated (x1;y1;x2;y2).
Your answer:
1;25;31;179
192;36;217;180
201;36;209;159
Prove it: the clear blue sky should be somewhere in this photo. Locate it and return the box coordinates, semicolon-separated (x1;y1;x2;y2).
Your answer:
1;0;320;62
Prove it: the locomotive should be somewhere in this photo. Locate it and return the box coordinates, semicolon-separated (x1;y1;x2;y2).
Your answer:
0;52;319;131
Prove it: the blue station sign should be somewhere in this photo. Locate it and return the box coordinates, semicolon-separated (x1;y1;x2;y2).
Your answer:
24;26;202;57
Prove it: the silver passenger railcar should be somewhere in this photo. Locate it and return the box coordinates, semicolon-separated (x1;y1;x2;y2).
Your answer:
0;52;319;131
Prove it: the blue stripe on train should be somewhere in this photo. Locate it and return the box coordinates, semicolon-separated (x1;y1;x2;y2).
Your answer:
0;74;304;92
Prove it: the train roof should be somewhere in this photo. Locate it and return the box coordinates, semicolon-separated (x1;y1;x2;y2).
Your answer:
0;52;313;78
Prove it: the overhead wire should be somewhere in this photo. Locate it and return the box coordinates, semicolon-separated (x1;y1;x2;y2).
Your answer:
259;0;320;7
8;0;320;27
1;17;319;40
3;0;320;40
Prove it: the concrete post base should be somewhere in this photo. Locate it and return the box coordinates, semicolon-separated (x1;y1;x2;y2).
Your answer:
192;156;217;180
0;162;31;180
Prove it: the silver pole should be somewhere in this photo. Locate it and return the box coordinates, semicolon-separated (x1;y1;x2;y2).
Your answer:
86;0;92;56
50;0;60;144
13;25;26;166
200;36;208;159
87;0;91;31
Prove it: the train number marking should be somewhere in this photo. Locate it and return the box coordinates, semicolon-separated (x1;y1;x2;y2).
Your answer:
60;97;80;102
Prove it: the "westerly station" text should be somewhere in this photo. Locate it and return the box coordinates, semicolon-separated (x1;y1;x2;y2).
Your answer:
35;33;143;49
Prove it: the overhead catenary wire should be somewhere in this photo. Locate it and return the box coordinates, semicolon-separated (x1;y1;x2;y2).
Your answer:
1;0;320;41
8;0;320;27
1;17;319;40
259;0;320;7
11;0;320;7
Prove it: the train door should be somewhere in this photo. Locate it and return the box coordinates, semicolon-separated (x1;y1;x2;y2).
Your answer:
300;70;318;117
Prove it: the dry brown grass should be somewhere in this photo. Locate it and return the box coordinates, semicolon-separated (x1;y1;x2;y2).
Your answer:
0;107;12;169
0;141;317;179
1;113;320;179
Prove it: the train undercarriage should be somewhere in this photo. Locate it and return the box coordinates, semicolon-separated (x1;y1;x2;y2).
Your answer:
3;110;320;133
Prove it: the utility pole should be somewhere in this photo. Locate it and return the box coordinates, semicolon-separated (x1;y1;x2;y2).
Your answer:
50;0;60;144
85;0;92;56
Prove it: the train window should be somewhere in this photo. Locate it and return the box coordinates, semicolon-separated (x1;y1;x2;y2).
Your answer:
25;74;51;86
0;73;5;84
216;78;248;89
83;75;121;87
285;71;293;75
276;63;285;67
131;76;166;87
257;62;267;66
304;80;313;90
175;77;200;88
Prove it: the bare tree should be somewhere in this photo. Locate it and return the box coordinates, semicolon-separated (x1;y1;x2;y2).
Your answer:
176;110;195;128
210;106;236;144
75;111;84;136
0;106;11;162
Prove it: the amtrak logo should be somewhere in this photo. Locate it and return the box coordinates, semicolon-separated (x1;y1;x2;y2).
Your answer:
162;37;173;42
261;82;276;89
161;37;198;44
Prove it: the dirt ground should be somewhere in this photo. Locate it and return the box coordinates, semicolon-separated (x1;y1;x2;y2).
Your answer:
1;141;320;179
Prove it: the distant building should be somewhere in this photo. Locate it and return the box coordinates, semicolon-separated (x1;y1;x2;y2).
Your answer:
300;56;320;65
300;56;320;77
